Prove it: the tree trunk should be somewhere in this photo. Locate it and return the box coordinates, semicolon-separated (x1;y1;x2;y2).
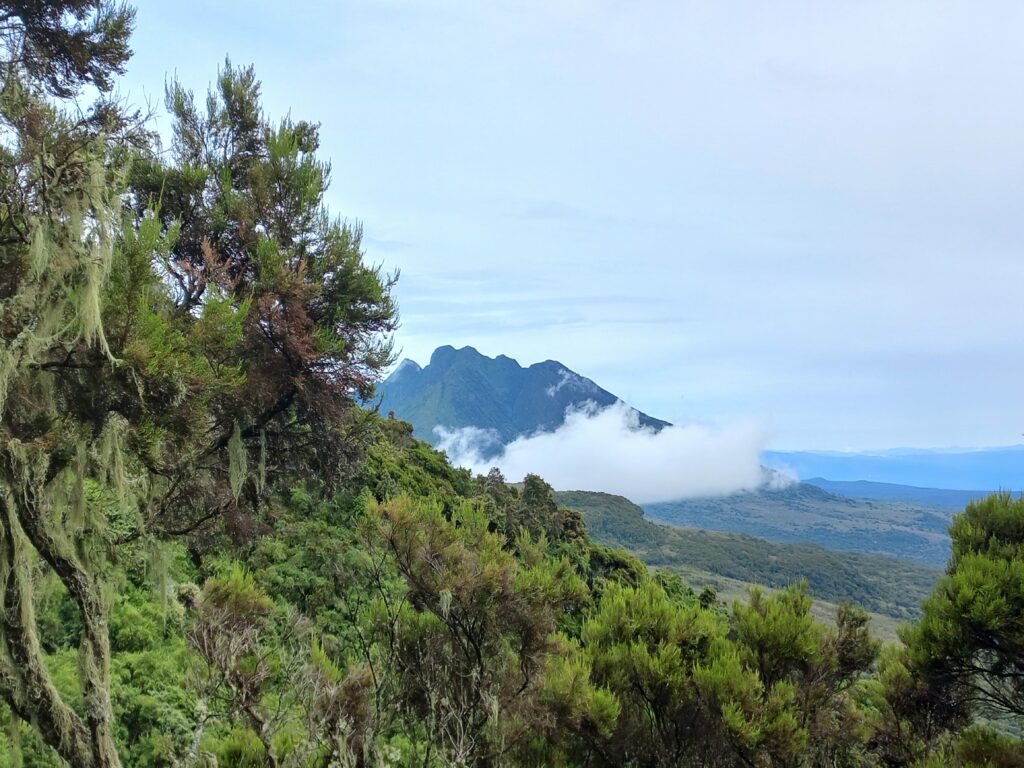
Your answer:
0;491;122;767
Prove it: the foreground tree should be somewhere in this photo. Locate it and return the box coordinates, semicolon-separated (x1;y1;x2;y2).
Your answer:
364;496;613;767
911;493;1024;721
0;10;397;764
0;3;138;765
869;492;1024;766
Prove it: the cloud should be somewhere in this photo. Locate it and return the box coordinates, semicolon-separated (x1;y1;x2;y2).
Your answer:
433;424;504;462
435;401;783;503
545;367;593;397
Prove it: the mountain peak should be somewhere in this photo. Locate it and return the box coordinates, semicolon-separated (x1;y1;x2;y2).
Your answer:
388;358;422;381
429;344;495;366
428;344;458;365
376;345;671;449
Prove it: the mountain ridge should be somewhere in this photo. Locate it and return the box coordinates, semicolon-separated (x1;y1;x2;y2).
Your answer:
804;477;996;509
375;345;670;450
766;446;1024;489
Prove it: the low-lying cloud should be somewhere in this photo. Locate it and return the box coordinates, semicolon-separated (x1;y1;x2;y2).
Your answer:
434;401;786;503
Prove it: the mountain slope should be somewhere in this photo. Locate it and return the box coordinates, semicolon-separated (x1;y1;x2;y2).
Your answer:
643;482;953;567
376;345;670;448
805;478;994;510
557;490;940;621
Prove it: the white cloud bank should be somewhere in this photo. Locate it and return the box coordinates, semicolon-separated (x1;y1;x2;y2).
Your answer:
435;401;790;504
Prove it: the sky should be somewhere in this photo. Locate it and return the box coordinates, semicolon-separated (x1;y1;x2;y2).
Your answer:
123;1;1024;451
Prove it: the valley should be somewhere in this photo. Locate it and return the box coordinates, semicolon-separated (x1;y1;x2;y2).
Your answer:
556;490;941;624
643;481;954;567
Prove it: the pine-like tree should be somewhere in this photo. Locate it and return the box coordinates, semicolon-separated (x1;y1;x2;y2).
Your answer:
0;8;398;765
912;493;1024;720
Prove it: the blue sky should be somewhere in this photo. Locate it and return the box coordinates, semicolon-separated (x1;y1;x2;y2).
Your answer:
124;1;1024;450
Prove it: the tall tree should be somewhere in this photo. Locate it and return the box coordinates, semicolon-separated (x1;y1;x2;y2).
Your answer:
908;493;1024;733
124;62;399;542
0;12;398;764
0;4;138;766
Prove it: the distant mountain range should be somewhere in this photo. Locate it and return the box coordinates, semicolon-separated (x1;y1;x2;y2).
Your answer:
766;447;1024;491
374;345;1017;567
375;345;669;451
803;478;994;510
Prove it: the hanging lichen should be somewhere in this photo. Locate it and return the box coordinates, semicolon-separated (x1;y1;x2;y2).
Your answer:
67;441;88;538
256;429;267;495
29;218;50;276
73;156;116;359
228;422;248;502
146;539;174;619
97;414;128;501
0;149;118;418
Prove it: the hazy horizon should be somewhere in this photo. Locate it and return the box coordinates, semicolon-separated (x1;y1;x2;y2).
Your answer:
389;343;1024;454
124;1;1024;451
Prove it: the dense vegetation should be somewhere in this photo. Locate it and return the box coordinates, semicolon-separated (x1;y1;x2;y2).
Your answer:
557;490;941;620
0;5;1020;766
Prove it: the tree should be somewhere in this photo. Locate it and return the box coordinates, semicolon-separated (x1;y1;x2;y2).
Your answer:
870;492;1024;766
910;493;1024;722
731;587;879;766
512;472;586;548
0;3;139;765
363;495;606;767
0;15;398;763
581;578;754;767
861;641;965;767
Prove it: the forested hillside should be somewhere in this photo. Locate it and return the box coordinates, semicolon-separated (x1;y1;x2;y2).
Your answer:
0;5;1021;767
644;483;954;567
557;490;941;620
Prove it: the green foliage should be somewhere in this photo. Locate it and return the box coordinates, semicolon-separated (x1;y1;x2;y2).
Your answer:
733;585;822;689
912;493;1024;720
860;641;960;766
358;417;475;505
559;489;940;619
363;495;596;766
954;726;1024;768
213;728;269;768
583;577;736;766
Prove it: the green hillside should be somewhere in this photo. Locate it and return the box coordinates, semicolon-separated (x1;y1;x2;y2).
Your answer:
644;482;953;567
557;490;941;621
